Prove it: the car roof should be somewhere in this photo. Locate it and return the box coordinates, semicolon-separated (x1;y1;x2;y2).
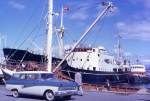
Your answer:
13;71;53;74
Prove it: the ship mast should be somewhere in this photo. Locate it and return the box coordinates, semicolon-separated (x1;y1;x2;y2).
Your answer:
117;34;122;62
60;6;65;57
53;2;113;72
57;6;64;58
47;0;53;72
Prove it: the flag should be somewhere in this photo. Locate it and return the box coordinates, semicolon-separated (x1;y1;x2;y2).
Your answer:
63;5;69;12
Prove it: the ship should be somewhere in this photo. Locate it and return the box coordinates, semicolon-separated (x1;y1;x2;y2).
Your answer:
1;1;134;85
114;34;150;84
2;48;61;71
2;46;129;84
128;64;150;84
61;46;129;84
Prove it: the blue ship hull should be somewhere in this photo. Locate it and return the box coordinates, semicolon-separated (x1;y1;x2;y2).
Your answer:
128;75;150;84
60;65;129;84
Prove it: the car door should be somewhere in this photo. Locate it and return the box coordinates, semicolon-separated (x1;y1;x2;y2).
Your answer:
20;74;41;96
16;74;28;93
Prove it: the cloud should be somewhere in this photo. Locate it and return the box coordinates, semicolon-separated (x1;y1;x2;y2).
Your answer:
128;0;150;9
141;59;150;65
138;55;150;65
69;8;89;21
142;0;150;8
67;2;91;21
115;0;150;41
9;0;25;10
124;52;133;57
65;1;117;29
142;59;150;63
67;1;114;21
116;20;150;41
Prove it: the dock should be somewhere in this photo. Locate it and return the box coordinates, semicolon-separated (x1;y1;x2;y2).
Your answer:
0;85;150;101
57;71;148;93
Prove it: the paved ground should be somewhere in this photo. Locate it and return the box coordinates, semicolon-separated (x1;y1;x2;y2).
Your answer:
0;85;150;101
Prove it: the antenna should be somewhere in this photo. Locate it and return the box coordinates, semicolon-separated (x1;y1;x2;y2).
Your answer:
115;33;123;64
117;34;122;59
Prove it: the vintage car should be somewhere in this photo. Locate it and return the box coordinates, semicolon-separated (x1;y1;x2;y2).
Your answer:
5;71;79;101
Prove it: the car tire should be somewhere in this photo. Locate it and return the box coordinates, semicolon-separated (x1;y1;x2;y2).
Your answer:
64;95;72;100
12;89;19;98
44;90;55;101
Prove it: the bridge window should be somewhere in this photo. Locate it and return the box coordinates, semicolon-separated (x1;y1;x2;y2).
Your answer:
93;67;96;71
113;68;117;72
104;59;110;64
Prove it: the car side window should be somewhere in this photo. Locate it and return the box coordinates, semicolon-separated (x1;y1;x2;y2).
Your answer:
28;74;39;80
19;74;26;80
41;74;55;80
13;74;20;78
18;74;39;80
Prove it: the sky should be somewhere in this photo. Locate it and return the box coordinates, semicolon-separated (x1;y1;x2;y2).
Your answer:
0;0;150;65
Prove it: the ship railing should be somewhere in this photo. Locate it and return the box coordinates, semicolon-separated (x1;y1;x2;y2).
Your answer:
4;59;46;64
1;58;62;71
1;60;48;71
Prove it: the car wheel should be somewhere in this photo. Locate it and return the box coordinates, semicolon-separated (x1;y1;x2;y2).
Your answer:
45;90;55;101
12;89;19;98
64;95;72;100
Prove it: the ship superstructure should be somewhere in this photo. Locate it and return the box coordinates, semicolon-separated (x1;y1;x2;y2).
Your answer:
66;46;126;73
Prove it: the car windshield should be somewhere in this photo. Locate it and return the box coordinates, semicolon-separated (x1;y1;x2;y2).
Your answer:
41;73;56;80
